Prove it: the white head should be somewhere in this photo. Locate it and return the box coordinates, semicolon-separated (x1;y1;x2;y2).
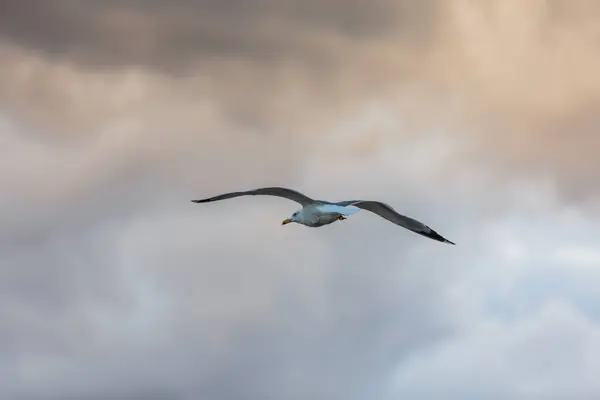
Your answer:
281;209;303;225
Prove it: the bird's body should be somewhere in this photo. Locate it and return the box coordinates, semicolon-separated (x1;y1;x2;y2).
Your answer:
291;203;360;227
191;186;455;245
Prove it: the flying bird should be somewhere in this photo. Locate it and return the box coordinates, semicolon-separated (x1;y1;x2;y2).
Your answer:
191;186;455;245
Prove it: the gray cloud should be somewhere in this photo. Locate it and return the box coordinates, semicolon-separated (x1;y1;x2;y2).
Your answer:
4;105;600;398
0;156;461;399
0;0;438;69
3;1;600;399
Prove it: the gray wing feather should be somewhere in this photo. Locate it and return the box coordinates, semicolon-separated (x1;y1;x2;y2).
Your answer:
331;200;455;245
191;187;315;206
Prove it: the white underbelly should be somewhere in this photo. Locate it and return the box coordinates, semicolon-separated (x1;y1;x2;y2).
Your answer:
305;211;340;227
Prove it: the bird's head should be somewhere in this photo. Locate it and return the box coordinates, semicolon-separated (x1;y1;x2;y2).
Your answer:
282;210;301;226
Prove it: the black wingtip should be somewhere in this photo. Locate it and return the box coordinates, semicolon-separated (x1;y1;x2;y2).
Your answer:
192;195;224;203
421;229;456;245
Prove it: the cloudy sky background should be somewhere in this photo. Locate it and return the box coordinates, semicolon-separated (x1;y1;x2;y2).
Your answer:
1;0;600;399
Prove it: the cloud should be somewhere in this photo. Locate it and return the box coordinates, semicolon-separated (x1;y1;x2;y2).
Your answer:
4;103;600;398
0;0;439;66
2;1;600;399
1;115;466;399
385;196;600;400
391;301;600;400
2;1;600;200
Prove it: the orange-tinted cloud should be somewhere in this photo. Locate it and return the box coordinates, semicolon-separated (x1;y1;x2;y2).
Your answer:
1;0;599;200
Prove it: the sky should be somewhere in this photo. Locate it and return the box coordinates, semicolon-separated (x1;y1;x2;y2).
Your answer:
1;0;600;399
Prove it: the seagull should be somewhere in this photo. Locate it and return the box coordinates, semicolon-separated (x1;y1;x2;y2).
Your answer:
191;186;455;245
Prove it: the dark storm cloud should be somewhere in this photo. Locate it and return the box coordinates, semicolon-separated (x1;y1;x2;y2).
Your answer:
0;0;440;70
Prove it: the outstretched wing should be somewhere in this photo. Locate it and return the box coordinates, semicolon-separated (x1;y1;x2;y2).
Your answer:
332;200;455;245
191;187;315;206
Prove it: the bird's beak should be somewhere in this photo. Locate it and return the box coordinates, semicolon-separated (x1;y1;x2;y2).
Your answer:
281;218;292;225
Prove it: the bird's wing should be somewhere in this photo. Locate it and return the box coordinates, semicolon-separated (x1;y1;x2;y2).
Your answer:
332;200;455;245
315;203;361;216
191;187;315;206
